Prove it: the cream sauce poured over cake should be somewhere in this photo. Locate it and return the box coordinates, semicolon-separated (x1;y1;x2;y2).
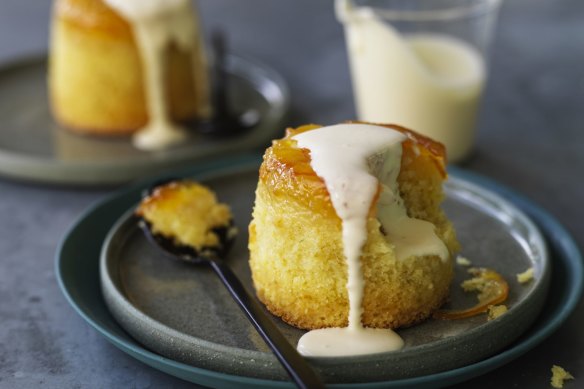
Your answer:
293;123;448;357
104;0;210;150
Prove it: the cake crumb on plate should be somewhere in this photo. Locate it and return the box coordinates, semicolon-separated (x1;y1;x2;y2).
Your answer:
456;256;472;266
551;365;574;388
487;305;507;321
517;267;535;284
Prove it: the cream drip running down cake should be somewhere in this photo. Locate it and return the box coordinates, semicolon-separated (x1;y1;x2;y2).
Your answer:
248;123;459;356
49;0;210;150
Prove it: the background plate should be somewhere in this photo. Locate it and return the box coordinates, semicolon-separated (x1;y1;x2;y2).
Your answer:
56;155;583;388
0;56;288;186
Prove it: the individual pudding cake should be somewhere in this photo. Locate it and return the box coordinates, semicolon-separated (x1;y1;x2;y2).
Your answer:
49;0;210;147
248;123;460;333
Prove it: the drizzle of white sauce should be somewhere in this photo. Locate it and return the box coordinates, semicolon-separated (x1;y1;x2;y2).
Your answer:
297;327;404;357
372;147;450;262
104;0;210;150
293;123;448;357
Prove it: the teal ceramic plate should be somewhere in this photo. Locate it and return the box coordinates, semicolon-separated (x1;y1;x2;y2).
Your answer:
100;159;550;382
0;55;288;186
56;155;583;388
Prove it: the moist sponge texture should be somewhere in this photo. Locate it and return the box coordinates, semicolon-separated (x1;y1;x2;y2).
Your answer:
248;123;459;330
136;181;232;251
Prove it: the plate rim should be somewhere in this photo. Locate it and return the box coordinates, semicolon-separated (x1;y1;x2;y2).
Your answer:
55;155;584;388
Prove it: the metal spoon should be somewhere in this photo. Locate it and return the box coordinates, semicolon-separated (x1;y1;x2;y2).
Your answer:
137;186;325;389
197;30;260;136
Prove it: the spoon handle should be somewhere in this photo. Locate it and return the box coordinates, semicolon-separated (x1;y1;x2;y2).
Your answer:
211;30;229;119
209;261;325;389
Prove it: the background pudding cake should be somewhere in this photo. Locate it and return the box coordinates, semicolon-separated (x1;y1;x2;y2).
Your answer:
248;123;459;343
49;0;210;147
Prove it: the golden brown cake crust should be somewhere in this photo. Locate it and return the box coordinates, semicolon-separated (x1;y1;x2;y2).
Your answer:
259;123;447;221
55;0;132;37
249;123;459;330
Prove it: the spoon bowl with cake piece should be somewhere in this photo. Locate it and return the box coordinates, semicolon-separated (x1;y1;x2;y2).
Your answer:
135;179;324;389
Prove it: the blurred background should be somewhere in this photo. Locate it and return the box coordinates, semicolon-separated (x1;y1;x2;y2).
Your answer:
0;0;583;388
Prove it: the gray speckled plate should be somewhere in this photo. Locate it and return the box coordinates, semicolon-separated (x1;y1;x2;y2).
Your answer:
0;55;288;186
99;161;550;384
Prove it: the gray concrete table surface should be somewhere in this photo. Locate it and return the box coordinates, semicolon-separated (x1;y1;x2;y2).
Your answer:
1;0;583;388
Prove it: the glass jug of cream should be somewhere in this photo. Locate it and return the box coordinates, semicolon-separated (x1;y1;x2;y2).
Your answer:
336;0;501;163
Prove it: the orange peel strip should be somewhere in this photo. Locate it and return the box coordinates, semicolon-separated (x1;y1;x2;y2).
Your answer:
433;267;509;320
